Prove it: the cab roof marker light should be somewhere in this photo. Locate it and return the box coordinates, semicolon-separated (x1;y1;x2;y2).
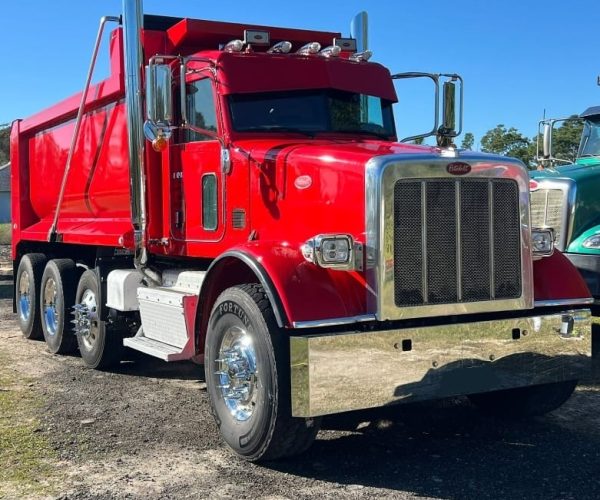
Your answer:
296;42;321;55
349;49;372;62
319;45;342;58
267;41;292;54
224;39;244;52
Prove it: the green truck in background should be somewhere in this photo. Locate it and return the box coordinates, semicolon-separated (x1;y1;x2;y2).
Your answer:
531;106;600;301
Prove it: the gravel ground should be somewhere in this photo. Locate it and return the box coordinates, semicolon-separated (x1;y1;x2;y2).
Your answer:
2;245;600;499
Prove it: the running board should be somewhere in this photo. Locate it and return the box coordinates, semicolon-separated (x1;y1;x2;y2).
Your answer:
124;287;198;362
124;333;192;362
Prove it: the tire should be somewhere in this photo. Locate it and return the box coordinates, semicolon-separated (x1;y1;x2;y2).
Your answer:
75;270;123;370
40;259;78;354
468;380;578;418
16;253;47;340
205;284;320;461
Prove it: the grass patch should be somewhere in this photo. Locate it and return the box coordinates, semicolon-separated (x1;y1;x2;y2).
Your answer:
0;223;10;244
0;352;60;497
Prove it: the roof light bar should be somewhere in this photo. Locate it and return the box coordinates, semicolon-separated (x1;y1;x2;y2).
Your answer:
349;49;372;62
267;41;292;54
296;42;321;55
319;45;341;58
224;39;244;52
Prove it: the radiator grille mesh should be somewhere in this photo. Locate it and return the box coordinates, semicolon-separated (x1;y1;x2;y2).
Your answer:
393;178;522;307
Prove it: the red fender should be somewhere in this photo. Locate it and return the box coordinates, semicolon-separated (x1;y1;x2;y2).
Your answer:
533;251;591;301
213;242;368;327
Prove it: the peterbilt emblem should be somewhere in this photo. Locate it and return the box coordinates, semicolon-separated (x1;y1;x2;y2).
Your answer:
446;162;471;175
529;179;539;191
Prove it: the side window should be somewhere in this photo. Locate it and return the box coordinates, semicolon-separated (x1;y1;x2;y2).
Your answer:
202;174;218;230
184;78;218;142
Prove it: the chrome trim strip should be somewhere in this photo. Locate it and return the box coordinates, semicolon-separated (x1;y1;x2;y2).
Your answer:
489;180;495;299
455;180;462;302
291;309;592;417
366;153;533;321
292;314;377;329
535;298;594;307
421;181;428;303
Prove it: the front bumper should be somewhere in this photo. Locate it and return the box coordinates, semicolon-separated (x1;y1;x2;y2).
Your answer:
565;253;600;298
290;309;592;417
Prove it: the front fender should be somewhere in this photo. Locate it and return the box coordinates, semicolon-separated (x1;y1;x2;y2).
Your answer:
215;242;368;327
568;226;600;255
533;251;591;301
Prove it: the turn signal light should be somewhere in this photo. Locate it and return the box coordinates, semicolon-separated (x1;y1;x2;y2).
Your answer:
152;136;168;152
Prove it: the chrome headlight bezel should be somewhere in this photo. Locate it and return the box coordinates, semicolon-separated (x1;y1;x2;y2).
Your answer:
301;234;362;271
532;228;554;258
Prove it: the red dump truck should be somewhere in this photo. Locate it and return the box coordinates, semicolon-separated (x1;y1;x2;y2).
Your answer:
10;0;594;460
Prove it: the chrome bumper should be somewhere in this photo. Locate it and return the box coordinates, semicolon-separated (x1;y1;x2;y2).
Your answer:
290;309;592;417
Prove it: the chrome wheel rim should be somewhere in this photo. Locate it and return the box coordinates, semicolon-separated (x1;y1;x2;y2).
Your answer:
76;289;99;351
214;326;258;422
43;278;59;336
18;271;31;322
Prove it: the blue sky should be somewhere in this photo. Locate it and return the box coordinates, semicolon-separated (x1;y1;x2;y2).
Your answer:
0;0;598;147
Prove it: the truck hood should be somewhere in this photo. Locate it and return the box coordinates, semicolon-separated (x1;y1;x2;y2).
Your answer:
531;161;600;183
231;138;440;169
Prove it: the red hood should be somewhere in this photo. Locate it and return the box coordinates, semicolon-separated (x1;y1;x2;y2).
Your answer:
232;138;438;168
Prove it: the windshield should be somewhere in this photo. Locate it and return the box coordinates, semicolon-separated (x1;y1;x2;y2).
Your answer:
228;89;396;138
578;118;600;158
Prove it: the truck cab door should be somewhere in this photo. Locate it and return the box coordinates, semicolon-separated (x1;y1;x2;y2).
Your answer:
168;74;225;244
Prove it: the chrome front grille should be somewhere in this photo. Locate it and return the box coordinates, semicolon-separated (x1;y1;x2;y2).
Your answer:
530;188;566;248
393;178;522;307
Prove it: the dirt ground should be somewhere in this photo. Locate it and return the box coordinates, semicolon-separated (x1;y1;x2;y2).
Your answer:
2;246;600;499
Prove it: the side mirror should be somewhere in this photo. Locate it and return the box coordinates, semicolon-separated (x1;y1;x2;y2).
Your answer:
144;64;173;151
442;81;456;134
146;64;173;123
543;122;552;159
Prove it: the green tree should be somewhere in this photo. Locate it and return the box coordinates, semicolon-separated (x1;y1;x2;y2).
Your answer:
553;116;583;163
481;124;532;167
461;132;475;150
0;126;9;165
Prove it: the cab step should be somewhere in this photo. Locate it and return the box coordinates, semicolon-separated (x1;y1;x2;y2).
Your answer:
123;285;199;361
123;333;190;362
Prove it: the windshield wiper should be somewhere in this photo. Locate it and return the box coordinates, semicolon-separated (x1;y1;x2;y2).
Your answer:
240;126;315;137
336;129;390;140
579;154;600;159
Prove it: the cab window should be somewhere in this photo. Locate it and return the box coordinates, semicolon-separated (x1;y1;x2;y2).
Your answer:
184;78;218;142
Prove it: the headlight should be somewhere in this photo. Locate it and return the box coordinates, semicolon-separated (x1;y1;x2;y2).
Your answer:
301;234;360;270
532;228;554;257
583;234;600;249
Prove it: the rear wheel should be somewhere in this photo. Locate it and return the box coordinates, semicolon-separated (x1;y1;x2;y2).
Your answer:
16;253;47;340
40;259;78;354
74;270;123;370
205;284;320;461
468;380;578;418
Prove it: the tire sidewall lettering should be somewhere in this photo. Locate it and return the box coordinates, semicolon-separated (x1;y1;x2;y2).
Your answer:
215;300;252;329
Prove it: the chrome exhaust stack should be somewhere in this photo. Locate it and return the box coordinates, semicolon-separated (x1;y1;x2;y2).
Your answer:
122;0;159;283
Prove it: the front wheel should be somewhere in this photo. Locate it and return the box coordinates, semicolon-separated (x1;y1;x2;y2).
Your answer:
468;380;578;418
205;284;320;461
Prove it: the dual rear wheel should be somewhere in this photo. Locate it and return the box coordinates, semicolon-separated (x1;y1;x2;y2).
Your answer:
15;255;122;369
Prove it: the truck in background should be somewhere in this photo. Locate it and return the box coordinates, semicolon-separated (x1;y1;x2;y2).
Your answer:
11;0;593;460
531;106;600;301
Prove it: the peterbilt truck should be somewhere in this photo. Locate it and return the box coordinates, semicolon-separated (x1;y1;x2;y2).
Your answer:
532;107;600;301
10;0;593;461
